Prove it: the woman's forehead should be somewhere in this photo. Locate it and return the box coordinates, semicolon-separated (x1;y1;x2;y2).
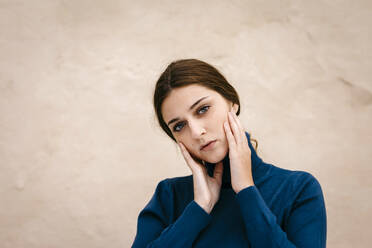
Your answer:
172;84;214;97
161;85;219;121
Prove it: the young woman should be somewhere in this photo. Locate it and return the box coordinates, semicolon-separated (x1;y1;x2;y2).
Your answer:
131;59;327;248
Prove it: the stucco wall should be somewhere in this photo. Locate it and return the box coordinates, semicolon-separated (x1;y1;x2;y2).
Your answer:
0;0;371;247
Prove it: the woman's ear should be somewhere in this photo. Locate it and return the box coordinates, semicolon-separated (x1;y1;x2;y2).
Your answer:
231;103;239;115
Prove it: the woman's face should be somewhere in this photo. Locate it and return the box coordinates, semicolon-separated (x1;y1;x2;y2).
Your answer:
161;84;239;164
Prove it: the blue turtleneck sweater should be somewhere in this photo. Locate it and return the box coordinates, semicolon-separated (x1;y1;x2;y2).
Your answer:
132;132;327;247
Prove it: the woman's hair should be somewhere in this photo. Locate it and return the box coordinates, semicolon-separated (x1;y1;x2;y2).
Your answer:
153;58;258;151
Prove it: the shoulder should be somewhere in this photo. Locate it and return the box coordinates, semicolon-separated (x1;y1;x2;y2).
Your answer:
151;175;193;221
266;163;324;198
268;163;322;187
155;175;193;193
289;170;324;195
145;176;192;211
164;174;193;184
282;169;325;208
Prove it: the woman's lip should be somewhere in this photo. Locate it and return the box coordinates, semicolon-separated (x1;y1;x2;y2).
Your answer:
201;140;217;151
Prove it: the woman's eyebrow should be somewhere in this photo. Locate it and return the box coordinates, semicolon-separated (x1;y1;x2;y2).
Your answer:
167;96;210;126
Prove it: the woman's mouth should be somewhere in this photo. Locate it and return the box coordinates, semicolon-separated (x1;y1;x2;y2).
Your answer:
201;140;217;151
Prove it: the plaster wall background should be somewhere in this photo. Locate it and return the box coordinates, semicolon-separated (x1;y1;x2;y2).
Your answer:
0;0;371;247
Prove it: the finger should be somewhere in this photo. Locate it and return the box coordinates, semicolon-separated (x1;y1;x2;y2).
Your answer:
231;111;247;146
178;142;194;171
228;111;242;145
178;142;198;172
213;162;224;185
223;120;237;151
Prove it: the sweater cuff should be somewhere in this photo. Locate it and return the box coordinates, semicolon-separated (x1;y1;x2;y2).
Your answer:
236;186;272;225
171;200;212;238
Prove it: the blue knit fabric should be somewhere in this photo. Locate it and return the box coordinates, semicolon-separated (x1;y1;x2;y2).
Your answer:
132;131;327;247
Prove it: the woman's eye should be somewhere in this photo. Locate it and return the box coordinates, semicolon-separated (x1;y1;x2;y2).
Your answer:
198;105;210;114
173;122;184;132
173;105;210;132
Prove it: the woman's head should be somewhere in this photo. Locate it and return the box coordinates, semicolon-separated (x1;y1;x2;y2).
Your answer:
153;59;255;163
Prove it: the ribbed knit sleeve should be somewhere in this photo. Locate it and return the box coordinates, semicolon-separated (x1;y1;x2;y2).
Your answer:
131;179;212;248
235;172;327;248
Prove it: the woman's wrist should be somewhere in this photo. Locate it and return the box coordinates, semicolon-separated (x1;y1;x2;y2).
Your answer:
195;200;213;214
234;182;255;194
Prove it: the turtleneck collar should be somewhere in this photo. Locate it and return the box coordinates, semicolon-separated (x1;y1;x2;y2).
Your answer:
204;131;264;189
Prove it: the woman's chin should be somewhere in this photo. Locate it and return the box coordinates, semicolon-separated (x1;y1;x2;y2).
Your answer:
202;147;228;164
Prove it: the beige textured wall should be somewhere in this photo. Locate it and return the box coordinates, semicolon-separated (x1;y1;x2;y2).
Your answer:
0;0;371;247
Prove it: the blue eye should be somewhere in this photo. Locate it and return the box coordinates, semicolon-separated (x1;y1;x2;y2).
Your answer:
173;105;210;132
198;105;210;114
174;122;184;132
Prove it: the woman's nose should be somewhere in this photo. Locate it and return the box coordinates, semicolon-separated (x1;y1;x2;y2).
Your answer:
189;121;206;139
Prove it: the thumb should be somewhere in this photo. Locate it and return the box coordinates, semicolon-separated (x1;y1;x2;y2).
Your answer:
178;142;204;173
213;161;224;184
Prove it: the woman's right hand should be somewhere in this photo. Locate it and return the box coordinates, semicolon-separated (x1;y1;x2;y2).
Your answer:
178;142;224;214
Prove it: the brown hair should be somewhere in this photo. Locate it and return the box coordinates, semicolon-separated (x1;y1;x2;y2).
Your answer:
153;58;258;151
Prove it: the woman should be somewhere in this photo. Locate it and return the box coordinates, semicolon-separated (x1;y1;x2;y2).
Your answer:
131;59;327;248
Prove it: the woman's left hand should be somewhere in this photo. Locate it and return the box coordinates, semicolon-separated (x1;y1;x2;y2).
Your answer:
223;110;255;194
